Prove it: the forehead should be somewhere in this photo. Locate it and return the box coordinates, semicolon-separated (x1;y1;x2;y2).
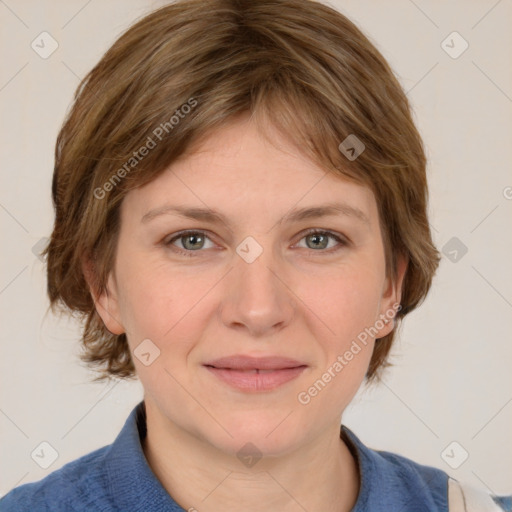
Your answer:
121;115;378;228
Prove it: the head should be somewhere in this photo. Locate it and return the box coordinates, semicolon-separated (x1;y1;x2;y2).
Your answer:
44;0;440;453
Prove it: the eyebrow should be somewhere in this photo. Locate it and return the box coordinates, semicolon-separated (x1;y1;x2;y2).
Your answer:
141;201;370;228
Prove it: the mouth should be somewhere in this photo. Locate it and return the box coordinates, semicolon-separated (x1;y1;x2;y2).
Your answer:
202;356;308;392
204;367;295;374
203;355;307;371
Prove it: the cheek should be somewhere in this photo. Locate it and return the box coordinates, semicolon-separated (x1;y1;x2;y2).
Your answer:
297;273;378;412
295;265;381;398
301;265;383;344
116;255;215;348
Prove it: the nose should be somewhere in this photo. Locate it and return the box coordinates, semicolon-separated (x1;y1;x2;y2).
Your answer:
220;245;296;338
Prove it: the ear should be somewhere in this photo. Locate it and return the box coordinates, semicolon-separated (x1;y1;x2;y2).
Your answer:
375;253;408;338
82;257;125;335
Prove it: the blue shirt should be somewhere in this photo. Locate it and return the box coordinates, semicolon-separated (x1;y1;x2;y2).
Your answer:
1;400;510;511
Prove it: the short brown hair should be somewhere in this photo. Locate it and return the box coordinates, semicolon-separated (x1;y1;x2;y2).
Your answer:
43;0;440;384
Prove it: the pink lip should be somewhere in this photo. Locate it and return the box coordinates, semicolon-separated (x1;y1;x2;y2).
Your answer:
204;366;307;392
203;355;307;371
203;355;308;392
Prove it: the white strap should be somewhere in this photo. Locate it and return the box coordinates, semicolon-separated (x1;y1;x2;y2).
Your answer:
448;477;504;512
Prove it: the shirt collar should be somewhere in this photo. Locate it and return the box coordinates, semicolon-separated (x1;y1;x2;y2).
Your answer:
341;425;448;511
105;400;182;511
105;400;447;512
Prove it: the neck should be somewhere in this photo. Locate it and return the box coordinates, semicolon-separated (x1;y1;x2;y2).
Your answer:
141;402;360;512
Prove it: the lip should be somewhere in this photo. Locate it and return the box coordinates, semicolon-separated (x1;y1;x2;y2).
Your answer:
203;355;308;392
203;355;307;371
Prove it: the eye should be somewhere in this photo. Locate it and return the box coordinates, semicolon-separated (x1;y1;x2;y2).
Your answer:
163;228;348;258
295;229;348;253
164;230;216;256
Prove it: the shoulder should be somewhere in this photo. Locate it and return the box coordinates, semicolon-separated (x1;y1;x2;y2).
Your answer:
374;445;451;509
0;445;114;512
448;477;512;512
341;426;512;512
1;401;180;512
342;426;450;510
372;447;512;511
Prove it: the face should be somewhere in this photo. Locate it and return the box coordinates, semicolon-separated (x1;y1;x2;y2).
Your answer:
90;112;406;459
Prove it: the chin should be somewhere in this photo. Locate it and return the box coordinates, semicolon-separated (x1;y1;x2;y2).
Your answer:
201;413;305;459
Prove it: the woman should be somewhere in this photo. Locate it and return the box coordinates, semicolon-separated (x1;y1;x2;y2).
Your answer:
1;0;510;510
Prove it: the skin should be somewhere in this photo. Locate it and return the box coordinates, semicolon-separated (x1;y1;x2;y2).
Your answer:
86;111;407;512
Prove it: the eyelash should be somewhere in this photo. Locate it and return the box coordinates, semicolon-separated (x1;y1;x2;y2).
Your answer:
163;228;348;258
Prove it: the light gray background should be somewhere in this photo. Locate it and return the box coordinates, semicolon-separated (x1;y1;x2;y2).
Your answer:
1;0;511;498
